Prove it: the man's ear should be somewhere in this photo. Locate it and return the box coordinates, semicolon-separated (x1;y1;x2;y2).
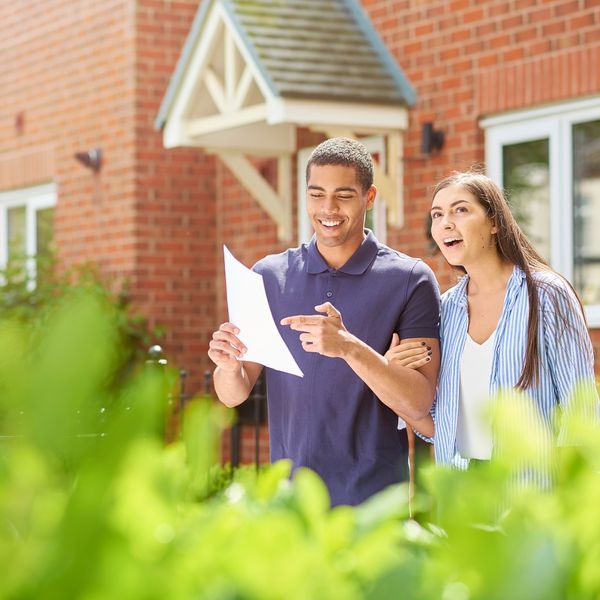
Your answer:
366;185;377;210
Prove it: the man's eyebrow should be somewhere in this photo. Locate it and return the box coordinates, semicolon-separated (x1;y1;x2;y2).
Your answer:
306;185;358;193
430;200;469;212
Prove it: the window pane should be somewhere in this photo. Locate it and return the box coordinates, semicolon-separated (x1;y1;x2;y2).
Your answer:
7;206;26;259
502;139;550;261
36;207;55;259
573;119;600;305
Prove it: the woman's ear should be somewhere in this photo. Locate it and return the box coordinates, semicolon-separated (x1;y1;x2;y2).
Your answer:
490;215;498;234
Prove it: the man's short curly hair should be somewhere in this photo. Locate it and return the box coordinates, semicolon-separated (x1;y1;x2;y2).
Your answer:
306;137;374;191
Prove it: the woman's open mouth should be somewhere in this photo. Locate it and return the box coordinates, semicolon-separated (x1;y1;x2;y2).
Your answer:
443;237;463;248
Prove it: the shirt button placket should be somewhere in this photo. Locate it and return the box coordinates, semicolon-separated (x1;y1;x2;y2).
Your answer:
324;270;336;302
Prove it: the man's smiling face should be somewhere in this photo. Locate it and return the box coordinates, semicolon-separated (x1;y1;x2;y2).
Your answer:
306;164;376;267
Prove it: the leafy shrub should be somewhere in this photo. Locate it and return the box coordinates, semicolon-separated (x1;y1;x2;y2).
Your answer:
0;282;599;599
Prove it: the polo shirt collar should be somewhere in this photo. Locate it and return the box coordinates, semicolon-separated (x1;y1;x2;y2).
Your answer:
306;229;379;275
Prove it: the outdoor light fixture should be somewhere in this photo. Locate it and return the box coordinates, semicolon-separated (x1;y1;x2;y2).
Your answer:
74;147;102;172
421;122;445;155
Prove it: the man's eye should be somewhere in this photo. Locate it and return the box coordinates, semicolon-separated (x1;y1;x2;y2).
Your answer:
337;195;353;201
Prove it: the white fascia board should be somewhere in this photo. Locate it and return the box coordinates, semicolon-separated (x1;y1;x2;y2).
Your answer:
202;122;296;155
186;104;268;137
166;6;222;127
267;98;408;131
169;121;296;155
163;119;197;149
218;4;277;105
480;95;600;128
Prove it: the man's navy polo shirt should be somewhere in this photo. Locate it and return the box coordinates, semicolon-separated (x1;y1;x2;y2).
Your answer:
253;230;440;506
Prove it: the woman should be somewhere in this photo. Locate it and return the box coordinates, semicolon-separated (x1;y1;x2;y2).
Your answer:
388;171;598;468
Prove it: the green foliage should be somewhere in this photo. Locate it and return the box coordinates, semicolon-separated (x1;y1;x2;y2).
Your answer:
1;284;599;599
0;252;161;366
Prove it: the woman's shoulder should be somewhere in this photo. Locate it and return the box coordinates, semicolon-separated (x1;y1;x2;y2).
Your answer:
532;269;573;296
532;268;564;286
531;268;581;312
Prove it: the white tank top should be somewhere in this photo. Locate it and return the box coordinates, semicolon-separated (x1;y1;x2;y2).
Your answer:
457;331;495;459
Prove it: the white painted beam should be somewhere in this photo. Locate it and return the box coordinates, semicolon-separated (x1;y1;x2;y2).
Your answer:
277;154;293;242
224;27;236;110
233;65;254;111
216;151;293;241
204;68;227;114
270;98;409;130
186;104;267;137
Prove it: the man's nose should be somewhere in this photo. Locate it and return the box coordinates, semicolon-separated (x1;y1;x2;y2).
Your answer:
322;195;339;212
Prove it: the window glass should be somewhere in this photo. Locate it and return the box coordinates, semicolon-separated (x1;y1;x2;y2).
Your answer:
36;207;55;259
573;119;600;305
502;139;550;261
7;205;27;260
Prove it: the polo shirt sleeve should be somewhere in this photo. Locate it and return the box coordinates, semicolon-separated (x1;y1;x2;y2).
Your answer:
396;260;441;340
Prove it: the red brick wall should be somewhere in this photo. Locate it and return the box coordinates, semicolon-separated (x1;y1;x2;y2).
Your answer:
134;0;217;391
0;0;138;272
361;0;600;358
0;0;218;395
361;0;599;277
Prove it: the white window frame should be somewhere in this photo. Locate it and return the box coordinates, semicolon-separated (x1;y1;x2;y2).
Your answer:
482;96;600;327
297;135;388;246
0;182;56;284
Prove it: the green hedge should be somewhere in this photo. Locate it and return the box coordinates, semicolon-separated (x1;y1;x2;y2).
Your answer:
1;284;599;599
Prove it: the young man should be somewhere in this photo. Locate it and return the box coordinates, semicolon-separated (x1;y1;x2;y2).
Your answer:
208;137;440;506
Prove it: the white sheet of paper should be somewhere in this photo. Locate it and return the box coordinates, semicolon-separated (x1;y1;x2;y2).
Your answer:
223;246;303;377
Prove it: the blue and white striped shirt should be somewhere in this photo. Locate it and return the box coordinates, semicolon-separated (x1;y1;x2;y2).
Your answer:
429;266;598;468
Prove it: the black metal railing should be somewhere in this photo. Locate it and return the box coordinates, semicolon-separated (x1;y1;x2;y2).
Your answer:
229;373;267;469
147;345;268;468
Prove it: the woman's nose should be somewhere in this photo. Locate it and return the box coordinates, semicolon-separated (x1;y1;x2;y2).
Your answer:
440;213;454;228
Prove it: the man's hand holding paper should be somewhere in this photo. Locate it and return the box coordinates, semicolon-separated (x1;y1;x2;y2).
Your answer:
214;246;303;378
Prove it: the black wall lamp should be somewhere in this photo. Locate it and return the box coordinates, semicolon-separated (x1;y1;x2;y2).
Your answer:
75;147;102;172
421;122;445;155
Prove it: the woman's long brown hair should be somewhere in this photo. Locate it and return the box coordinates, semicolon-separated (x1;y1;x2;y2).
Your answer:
432;171;586;389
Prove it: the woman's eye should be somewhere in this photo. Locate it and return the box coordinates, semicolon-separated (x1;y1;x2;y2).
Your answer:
455;206;467;213
431;212;441;219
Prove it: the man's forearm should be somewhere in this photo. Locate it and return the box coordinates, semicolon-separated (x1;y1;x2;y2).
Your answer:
342;335;436;420
213;364;255;408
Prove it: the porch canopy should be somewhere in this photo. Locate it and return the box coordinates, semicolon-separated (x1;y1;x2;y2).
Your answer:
156;0;415;240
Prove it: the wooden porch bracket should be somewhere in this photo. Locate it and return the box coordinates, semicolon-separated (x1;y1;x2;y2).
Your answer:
215;151;293;242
